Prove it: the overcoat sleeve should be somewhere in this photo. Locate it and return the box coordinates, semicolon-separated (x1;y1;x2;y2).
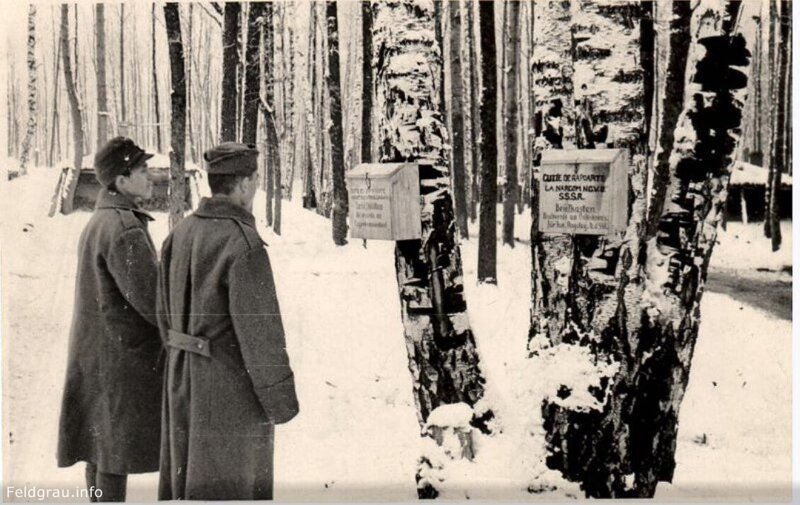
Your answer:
106;227;160;330
229;246;299;424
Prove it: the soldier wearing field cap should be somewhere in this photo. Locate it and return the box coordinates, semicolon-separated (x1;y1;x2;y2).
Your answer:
57;137;162;501
157;142;299;500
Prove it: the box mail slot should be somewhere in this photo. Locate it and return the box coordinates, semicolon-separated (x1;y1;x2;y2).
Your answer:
538;149;628;235
346;163;421;241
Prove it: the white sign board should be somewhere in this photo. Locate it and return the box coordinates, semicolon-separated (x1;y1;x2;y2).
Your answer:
346;163;421;240
538;149;628;235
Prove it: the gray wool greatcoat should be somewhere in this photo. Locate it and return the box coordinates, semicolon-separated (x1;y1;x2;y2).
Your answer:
157;196;299;501
57;189;163;475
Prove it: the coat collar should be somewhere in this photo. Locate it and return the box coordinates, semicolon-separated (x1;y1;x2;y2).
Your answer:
96;188;154;221
193;196;257;228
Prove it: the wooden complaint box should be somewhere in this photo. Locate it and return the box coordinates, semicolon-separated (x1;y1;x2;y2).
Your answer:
346;163;421;241
538;149;628;236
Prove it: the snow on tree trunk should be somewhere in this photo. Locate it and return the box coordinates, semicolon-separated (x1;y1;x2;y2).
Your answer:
327;1;348;245
164;2;187;230
448;0;469;240
221;2;241;142
19;4;37;175
60;4;84;215
372;0;493;497
532;0;576;149
477;0;498;284
531;1;753;498
96;4;109;151
502;0;521;247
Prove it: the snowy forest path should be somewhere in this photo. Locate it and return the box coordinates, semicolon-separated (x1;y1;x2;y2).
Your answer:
707;266;791;321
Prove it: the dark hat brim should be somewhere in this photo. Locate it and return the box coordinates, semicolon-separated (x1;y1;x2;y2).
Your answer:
129;150;155;169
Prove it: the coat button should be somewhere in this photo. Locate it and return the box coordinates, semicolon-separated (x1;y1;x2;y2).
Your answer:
197;342;204;349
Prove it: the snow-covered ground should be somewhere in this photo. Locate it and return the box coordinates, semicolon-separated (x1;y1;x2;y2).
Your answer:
1;167;791;501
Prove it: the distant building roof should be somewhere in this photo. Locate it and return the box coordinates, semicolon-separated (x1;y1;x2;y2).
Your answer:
730;160;792;187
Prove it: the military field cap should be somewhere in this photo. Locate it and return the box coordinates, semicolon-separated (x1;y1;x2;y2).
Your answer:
203;142;259;176
94;136;154;187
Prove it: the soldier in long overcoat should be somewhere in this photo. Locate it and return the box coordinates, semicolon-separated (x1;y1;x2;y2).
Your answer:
157;142;299;500
57;137;163;501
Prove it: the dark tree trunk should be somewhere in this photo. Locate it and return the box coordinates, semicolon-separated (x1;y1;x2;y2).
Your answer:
61;4;84;214
373;2;493;497
242;2;264;145
449;0;469;239
764;0;777;238
501;0;521;247
640;1;655;147
303;2;317;210
327;0;348;245
221;2;241;142
477;0;498;284
260;3;281;232
360;0;373;164
96;4;109;151
646;0;691;235
151;3;163;153
164;2;187;230
434;0;446;127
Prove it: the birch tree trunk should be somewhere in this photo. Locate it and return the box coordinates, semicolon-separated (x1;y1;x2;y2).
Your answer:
501;0;521;246
164;2;186;230
19;5;37;175
449;0;469;239
61;4;85;214
477;0;498;284
327;0;348;245
532;1;753;497
221;2;241;142
373;0;493;496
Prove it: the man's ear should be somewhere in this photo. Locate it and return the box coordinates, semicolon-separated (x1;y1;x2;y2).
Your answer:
114;174;127;190
236;175;250;195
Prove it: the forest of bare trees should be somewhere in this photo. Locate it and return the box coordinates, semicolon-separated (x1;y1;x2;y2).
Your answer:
2;0;792;499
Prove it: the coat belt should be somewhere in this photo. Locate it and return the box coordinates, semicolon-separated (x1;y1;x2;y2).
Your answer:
167;329;211;358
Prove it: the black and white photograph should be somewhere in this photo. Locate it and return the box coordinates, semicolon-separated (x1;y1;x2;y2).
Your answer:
0;0;793;501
